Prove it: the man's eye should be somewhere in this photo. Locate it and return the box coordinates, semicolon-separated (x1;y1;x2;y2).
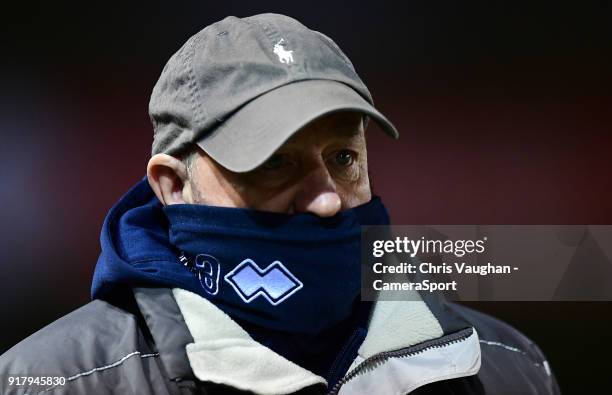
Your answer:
335;150;355;166
261;154;286;170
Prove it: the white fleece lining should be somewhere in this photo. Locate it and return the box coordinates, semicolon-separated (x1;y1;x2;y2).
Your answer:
339;329;482;395
172;288;326;395
356;294;444;360
171;287;477;395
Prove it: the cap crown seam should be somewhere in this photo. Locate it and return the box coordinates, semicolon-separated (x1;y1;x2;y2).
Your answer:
183;33;207;132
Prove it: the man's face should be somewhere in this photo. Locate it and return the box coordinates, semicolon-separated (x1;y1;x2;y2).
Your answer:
186;111;371;216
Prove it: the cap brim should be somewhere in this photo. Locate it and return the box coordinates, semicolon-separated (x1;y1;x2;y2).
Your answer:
196;79;399;172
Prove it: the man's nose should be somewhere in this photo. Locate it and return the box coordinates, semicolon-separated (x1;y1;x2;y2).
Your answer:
293;163;342;217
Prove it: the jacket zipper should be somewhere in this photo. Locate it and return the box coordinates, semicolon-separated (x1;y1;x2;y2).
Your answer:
326;327;474;395
326;328;367;389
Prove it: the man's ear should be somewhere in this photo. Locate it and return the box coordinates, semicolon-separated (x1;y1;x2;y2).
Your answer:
147;154;191;205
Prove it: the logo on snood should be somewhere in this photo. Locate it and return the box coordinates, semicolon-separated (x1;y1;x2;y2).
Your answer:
224;259;303;305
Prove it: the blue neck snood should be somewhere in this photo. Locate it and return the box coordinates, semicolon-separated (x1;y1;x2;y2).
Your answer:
164;196;390;335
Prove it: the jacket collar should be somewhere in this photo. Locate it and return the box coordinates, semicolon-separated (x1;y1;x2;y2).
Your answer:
161;287;481;395
171;287;327;394
132;287;196;381
336;289;480;394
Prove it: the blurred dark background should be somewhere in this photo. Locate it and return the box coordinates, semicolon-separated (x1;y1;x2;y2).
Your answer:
1;1;611;392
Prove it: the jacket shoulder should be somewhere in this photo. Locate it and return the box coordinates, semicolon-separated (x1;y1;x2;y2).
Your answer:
447;303;537;348
446;302;561;394
0;299;158;394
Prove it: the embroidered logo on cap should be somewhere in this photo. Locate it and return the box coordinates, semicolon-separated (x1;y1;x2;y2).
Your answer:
224;258;303;305
273;38;294;64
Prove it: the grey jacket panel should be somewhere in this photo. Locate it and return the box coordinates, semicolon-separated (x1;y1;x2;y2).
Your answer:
0;289;560;395
0;297;175;395
445;303;561;395
132;287;195;382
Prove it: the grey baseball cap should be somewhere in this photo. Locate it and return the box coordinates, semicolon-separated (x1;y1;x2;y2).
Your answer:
149;13;399;172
